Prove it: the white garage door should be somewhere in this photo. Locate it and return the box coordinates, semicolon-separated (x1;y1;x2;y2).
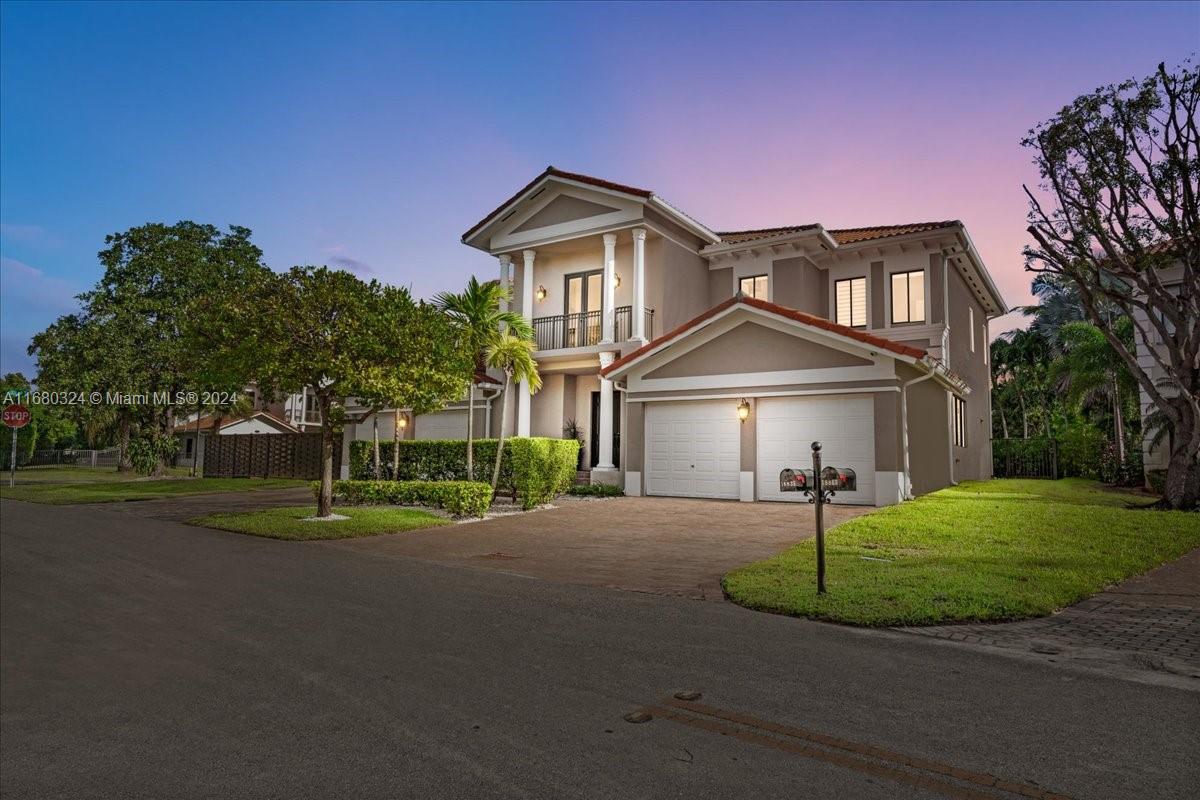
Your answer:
414;410;468;440
645;401;740;499
757;395;875;505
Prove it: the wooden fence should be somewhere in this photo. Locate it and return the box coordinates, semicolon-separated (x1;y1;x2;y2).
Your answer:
203;433;340;480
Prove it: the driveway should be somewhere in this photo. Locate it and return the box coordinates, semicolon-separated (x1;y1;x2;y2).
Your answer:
323;496;872;600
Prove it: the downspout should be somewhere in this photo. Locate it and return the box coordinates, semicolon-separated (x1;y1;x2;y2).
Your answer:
901;367;937;500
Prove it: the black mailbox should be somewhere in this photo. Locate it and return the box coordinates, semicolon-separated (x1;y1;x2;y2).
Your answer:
821;466;857;492
779;468;815;492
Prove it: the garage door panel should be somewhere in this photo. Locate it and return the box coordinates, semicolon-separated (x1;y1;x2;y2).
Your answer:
414;410;468;440
645;401;741;500
756;395;876;505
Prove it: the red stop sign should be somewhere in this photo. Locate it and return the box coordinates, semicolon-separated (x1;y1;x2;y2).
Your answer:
2;404;31;429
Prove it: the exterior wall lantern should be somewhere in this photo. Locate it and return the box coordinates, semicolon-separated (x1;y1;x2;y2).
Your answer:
397;414;408;430
535;285;547;301
612;273;621;288
736;398;751;422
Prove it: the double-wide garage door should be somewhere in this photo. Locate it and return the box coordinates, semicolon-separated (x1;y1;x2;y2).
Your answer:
756;395;875;504
414;410;468;440
644;395;875;505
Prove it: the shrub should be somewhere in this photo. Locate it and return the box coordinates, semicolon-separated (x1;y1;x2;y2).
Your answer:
318;479;493;517
127;433;179;476
566;483;624;497
506;437;580;508
350;437;580;508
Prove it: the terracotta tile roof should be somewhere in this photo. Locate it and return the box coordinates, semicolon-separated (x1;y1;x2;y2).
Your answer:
172;410;297;435
462;166;653;241
826;221;959;245
601;295;927;377
474;371;501;386
714;225;821;244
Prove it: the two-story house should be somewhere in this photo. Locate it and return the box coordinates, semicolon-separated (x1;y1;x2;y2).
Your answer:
427;166;1006;505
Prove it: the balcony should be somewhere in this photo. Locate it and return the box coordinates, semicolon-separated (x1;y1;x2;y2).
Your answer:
531;306;655;351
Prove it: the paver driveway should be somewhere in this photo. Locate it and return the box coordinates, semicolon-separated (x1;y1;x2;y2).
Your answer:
322;496;873;600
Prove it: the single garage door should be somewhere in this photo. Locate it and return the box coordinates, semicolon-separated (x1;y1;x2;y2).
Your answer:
414;410;468;440
645;401;741;499
757;395;875;505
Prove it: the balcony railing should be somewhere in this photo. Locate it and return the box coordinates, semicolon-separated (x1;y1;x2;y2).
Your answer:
531;306;655;351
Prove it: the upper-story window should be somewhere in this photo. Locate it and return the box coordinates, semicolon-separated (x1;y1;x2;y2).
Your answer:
739;274;768;299
969;307;976;352
891;270;925;324
835;277;867;328
953;395;967;447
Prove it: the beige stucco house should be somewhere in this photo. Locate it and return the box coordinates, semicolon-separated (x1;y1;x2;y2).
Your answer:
378;167;1007;505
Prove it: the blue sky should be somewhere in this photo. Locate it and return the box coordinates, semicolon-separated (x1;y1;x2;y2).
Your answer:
2;0;1197;375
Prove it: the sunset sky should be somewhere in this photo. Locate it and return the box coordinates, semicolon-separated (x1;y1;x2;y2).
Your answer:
2;0;1197;375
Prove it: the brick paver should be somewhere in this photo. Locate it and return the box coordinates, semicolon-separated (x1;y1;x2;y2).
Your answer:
323;495;872;600
903;548;1200;678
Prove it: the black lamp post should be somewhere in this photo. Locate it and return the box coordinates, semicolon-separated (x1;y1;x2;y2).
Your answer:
811;441;827;594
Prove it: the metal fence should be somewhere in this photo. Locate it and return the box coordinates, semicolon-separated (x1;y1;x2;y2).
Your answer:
5;447;122;469
203;433;338;480
531;306;655;351
992;439;1059;479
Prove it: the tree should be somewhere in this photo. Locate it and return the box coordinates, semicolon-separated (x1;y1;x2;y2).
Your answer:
225;267;468;517
484;333;541;492
433;277;531;478
349;288;473;480
1050;320;1140;461
1022;61;1199;508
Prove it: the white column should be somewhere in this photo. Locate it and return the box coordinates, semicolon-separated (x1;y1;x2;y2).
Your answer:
517;249;535;437
600;233;616;344
498;254;512;314
631;228;646;342
596;351;616;470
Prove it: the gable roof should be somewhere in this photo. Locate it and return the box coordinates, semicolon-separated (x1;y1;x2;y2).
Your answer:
715;221;960;247
462;166;654;243
172;410;297;435
601;294;927;379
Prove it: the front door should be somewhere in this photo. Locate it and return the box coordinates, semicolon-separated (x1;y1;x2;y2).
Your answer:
565;270;603;347
589;391;620;468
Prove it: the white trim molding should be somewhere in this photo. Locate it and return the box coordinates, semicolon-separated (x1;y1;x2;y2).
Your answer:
624;471;643;497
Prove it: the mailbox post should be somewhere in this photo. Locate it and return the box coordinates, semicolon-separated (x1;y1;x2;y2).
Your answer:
779;442;856;595
811;442;827;594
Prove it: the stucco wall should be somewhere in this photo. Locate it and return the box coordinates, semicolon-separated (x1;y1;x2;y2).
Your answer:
906;374;953;495
770;256;827;316
946;266;992;481
643;322;871;379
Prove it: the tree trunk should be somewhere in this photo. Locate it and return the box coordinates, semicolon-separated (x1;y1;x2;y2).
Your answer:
392;408;401;479
117;413;133;472
317;394;334;518
372;414;380;479
491;375;511;493
1016;390;1029;438
1160;406;1199;510
191;405;202;477
466;380;475;480
1112;378;1126;463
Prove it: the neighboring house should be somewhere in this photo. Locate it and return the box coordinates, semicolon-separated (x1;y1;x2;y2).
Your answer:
451;166;1006;505
172;410;297;469
1132;258;1184;487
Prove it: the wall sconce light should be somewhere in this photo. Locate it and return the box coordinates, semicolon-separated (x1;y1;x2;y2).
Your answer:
737;398;751;423
535;285;547;301
397;414;408;430
612;273;621;289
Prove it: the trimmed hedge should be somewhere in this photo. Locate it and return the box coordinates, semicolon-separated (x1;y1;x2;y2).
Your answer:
319;479;493;517
351;437;580;509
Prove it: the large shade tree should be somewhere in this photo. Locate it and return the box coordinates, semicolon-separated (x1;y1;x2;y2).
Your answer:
1022;61;1199;508
226;267;469;517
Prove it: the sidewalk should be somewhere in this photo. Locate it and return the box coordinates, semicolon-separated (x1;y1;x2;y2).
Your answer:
901;548;1200;685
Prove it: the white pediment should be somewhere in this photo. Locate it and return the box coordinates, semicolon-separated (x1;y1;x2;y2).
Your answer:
489;183;643;251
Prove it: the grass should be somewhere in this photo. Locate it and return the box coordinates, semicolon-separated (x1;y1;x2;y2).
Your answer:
191;505;449;541
722;478;1200;627
0;476;302;504
4;465;191;483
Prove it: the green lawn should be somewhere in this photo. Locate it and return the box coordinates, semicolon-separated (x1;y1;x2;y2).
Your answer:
191;506;449;541
722;478;1200;627
0;476;302;504
4;466;190;483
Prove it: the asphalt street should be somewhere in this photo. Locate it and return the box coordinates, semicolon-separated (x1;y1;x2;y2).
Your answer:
2;497;1197;799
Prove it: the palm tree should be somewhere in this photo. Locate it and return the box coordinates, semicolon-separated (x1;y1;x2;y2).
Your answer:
1049;319;1139;461
485;332;541;492
434;277;531;478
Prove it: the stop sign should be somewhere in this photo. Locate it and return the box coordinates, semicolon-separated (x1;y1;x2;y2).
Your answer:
2;404;31;429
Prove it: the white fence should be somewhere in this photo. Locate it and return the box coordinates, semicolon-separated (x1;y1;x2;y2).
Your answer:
18;447;123;468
